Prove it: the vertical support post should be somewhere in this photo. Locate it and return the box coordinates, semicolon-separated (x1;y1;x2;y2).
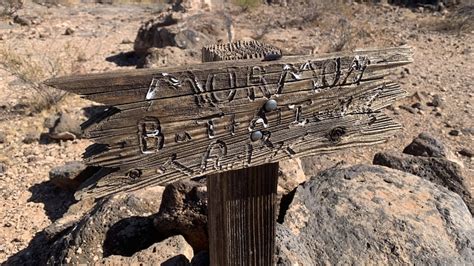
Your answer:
207;163;279;266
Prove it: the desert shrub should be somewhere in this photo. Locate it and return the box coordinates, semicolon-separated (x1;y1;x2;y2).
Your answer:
0;45;67;112
440;5;474;33
0;0;23;17
234;0;262;10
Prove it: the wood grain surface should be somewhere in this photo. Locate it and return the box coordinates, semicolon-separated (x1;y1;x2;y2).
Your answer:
45;46;413;199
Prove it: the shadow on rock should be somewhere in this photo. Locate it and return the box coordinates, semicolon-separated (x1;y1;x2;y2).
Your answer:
103;216;163;257
105;51;141;67
3;231;52;265
28;180;75;222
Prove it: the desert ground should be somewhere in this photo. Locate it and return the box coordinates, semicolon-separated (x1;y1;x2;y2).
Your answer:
0;0;472;264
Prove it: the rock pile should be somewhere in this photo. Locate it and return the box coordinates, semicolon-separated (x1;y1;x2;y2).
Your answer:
133;10;233;68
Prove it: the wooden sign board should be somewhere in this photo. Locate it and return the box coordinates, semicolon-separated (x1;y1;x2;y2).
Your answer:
46;46;413;199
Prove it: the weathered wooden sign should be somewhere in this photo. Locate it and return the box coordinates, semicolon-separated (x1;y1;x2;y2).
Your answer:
46;44;413;199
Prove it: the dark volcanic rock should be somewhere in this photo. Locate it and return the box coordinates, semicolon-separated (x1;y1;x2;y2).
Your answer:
49;161;99;191
459;148;473;158
402;132;448;157
153;180;208;251
373;152;473;214
276;164;474;265
46;186;164;264
0;131;5;143
134;11;231;55
101;235;193;265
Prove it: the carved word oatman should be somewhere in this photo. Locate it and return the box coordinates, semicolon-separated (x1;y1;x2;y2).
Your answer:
46;42;413;200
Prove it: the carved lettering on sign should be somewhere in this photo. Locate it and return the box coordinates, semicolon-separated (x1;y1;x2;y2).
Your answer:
175;132;192;143
225;114;240;136
288;100;312;126
197;114;225;139
209;70;238;103
146;73;181;100
159;154;194;177
138;117;164;154
201;140;228;172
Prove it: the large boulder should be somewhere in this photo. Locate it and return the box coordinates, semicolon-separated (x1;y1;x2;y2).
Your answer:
46;186;165;264
101;235;193;265
373;152;473;214
133;11;233;67
276;164;474;265
153;179;208;251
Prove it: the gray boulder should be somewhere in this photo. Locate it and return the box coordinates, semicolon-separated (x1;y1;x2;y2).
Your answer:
276;164;474;265
373;151;473;214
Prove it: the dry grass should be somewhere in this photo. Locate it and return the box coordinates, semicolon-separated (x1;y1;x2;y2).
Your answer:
0;0;23;17
438;5;474;34
0;40;93;112
234;0;262;10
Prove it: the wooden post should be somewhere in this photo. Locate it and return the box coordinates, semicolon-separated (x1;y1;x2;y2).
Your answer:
207;163;279;266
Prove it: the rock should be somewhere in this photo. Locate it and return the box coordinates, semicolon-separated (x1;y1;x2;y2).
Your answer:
49;161;99;191
278;158;306;194
22;131;38;144
459;148;473;158
64;27;75;35
0;162;6;174
47;111;86;141
13;15;31;26
402;132;448;158
373;152;473;214
191;250;210;266
399;105;417;114
46;186;165;264
411;102;422;109
137;46;196;69
101;235;193;265
427;94;444;107
461;128;474;136
133;13;179;54
276;164;474;265
121;38;133;44
449;129;461;136
153;180;208;251
45;198;96;240
134;11;231;55
0;131;5;143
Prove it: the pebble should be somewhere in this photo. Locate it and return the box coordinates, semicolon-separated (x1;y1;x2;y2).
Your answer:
121;38;133;44
448;129;461;136
0;163;6;174
0;131;5;144
64;27;75;36
22;132;38;144
412;102;423;109
13;15;31;27
458;148;473;158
